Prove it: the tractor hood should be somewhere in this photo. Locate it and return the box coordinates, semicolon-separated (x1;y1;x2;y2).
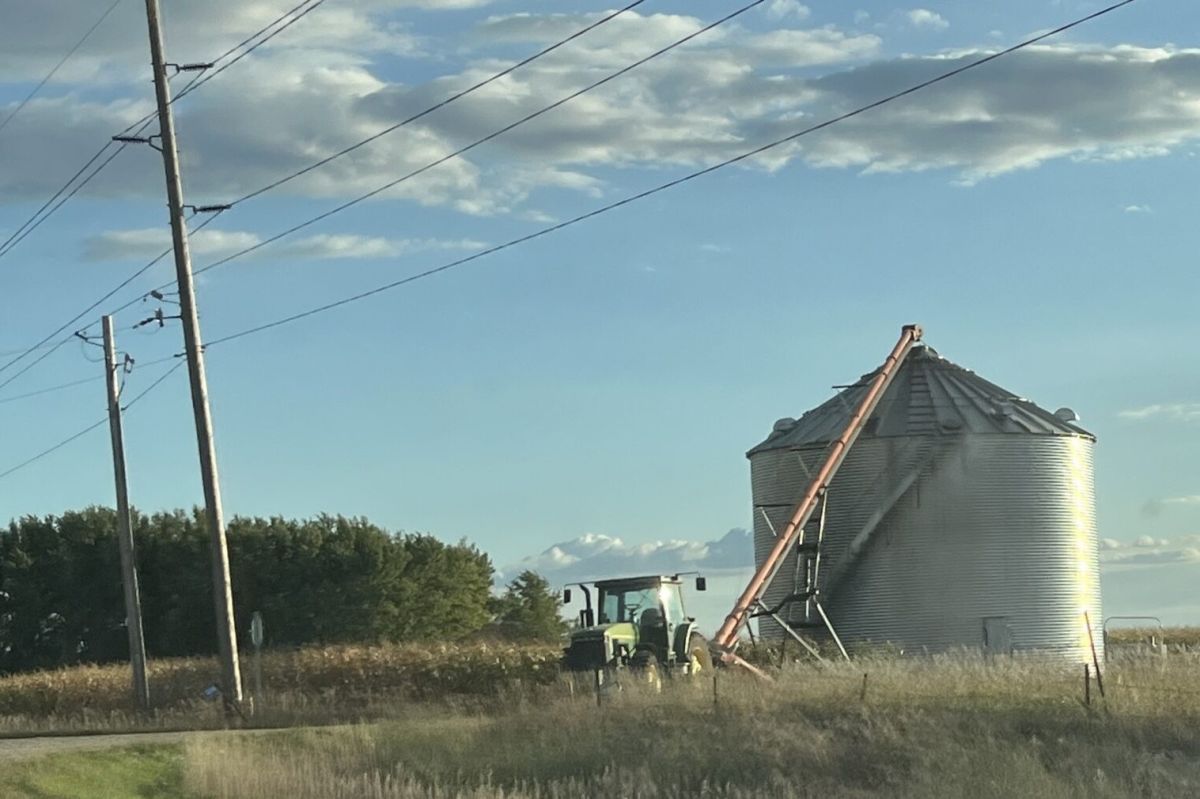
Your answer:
571;622;636;641
561;622;638;671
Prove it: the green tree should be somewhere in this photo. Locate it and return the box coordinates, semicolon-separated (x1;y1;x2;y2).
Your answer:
0;507;498;674
489;571;567;642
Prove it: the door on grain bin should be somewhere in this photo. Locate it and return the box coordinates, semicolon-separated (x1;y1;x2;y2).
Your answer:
982;616;1013;656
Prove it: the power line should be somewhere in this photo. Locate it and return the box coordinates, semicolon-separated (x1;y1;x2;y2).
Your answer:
208;0;319;65
0;419;108;481
169;0;328;103
205;0;1137;349
0;374;101;406
0;0;124;138
0;0;326;263
122;359;185;409
0;352;178;406
230;0;645;205
193;0;767;277
0;0;646;379
0;212;220;387
0;359;184;482
0;338;73;393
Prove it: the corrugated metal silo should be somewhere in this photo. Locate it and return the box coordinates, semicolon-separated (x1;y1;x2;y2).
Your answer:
749;345;1103;661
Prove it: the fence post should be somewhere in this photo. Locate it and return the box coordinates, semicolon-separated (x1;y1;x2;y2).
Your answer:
1084;612;1106;699
1083;663;1091;706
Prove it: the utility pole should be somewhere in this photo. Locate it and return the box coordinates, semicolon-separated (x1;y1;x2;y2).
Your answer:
140;0;242;705
102;316;150;712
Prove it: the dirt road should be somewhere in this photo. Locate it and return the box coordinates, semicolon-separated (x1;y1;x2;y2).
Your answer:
0;729;254;762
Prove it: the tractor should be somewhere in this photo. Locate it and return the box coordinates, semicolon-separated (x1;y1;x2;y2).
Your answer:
560;574;713;687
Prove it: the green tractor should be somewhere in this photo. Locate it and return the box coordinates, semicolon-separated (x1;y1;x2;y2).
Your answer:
560;574;713;687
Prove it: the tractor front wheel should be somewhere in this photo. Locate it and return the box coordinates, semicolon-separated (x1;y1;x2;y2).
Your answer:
687;632;714;676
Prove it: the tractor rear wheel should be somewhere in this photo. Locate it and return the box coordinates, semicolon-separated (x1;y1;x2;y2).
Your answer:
630;649;662;693
687;632;713;676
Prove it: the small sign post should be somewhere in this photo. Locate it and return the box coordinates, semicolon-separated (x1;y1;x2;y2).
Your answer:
249;611;264;713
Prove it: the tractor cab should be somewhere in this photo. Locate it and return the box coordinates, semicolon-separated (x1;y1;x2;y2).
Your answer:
561;574;711;679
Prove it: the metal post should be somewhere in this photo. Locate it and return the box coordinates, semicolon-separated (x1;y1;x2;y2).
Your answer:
1084;611;1104;699
102;317;150;712
141;0;242;705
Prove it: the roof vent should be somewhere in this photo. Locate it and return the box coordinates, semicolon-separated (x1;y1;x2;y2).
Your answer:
992;399;1015;419
773;417;797;433
1054;407;1080;423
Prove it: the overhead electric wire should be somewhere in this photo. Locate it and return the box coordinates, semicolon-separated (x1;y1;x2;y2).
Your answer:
0;338;74;393
169;0;328;103
0;0;125;137
204;0;1136;349
0;418;108;481
0;0;327;263
122;358;185;408
230;0;646;205
0;359;184;482
0;375;101;406
0;0;647;380
192;0;766;278
207;0;320;65
0;212;220;385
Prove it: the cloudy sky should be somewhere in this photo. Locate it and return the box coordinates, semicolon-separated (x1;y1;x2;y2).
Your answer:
0;1;1197;622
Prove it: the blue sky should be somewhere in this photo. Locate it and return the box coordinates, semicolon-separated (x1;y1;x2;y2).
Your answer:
1;1;1197;620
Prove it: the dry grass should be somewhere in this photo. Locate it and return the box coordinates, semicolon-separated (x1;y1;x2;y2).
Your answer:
183;651;1200;798
0;642;559;735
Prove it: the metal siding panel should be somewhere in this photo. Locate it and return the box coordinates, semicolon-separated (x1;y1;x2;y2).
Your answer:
749;435;1102;661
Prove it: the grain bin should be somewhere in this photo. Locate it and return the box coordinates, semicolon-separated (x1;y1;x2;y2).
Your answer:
748;344;1102;661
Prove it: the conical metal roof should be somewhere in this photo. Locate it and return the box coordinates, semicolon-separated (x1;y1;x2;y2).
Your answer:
748;344;1093;456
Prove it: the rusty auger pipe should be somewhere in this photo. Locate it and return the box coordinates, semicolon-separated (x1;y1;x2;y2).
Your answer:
712;324;924;671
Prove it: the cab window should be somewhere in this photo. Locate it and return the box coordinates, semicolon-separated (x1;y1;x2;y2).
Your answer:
598;586;657;624
658;582;685;627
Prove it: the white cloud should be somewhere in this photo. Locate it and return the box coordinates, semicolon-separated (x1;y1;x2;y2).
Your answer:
766;1;810;22
84;227;483;262
503;528;753;583
513;529;1200;631
83;228;260;261
1099;534;1200;566
853;10;871;25
905;9;949;31
5;6;1200;221
280;234;487;260
1124;204;1153;213
1119;403;1200;421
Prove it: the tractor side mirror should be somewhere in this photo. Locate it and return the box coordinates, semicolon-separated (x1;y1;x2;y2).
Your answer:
695;576;707;592
580;609;595;628
562;588;572;604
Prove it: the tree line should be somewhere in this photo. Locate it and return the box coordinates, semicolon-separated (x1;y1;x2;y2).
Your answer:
0;507;563;675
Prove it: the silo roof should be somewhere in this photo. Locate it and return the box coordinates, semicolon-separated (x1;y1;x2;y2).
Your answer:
748;344;1094;455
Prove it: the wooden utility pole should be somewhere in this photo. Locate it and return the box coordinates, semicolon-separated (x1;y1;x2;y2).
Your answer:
102;316;150;711
140;0;242;704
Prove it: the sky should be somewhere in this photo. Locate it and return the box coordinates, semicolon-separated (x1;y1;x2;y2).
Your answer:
0;0;1197;624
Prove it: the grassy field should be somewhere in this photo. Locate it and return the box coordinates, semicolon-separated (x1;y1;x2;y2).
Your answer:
0;642;560;734
3;645;1199;798
0;745;185;798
